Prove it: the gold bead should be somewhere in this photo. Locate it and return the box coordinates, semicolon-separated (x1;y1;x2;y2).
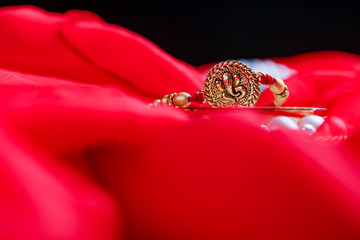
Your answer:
161;95;170;106
269;77;285;94
273;86;289;106
168;93;177;106
172;92;191;108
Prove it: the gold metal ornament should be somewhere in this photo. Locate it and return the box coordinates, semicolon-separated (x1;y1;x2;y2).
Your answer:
204;60;260;107
274;85;289;99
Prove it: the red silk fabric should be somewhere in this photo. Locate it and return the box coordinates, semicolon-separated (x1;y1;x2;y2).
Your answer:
1;5;360;240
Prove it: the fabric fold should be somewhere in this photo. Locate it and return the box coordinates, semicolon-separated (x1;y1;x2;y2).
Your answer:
1;5;360;240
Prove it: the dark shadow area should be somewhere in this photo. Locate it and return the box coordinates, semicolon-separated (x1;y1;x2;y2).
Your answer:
1;0;359;65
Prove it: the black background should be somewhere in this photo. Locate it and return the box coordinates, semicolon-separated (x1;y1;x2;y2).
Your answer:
1;0;359;65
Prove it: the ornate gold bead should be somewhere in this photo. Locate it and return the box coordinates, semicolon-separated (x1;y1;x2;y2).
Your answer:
273;86;289;106
172;92;191;108
273;86;289;99
161;95;170;105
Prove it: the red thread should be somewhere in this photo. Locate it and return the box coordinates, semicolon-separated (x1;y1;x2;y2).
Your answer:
189;91;205;103
260;74;276;85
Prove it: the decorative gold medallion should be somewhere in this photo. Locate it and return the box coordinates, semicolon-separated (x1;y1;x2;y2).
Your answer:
204;60;260;107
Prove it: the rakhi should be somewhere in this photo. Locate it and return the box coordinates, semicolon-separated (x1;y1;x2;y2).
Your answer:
150;60;289;108
149;60;341;140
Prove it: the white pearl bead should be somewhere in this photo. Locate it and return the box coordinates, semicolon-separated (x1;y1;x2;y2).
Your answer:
301;123;317;135
298;115;324;129
267;116;299;131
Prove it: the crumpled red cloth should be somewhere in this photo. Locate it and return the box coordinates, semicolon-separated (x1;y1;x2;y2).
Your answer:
1;5;360;240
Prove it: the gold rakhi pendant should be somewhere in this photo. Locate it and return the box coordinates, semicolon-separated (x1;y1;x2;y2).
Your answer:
204;60;260;107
